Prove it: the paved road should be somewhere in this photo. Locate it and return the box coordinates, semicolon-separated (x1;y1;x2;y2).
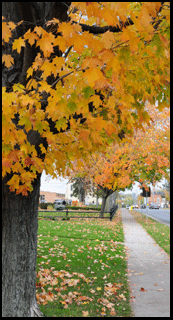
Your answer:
121;208;170;317
136;209;170;226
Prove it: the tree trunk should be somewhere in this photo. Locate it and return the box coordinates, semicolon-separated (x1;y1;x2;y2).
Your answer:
99;195;107;217
2;174;44;317
99;187;115;217
78;179;85;203
96;195;99;208
2;2;70;317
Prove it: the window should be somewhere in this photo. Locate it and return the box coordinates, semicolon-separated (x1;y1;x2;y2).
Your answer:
40;195;45;201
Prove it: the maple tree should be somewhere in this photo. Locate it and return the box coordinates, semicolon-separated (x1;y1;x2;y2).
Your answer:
68;104;170;215
2;2;170;317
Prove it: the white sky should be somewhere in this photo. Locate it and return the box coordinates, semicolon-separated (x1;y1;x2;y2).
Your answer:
40;171;68;194
120;180;164;195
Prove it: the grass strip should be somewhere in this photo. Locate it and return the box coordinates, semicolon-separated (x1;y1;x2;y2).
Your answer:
131;210;170;256
36;213;133;317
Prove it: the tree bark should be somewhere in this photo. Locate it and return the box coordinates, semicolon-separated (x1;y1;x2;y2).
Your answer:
2;3;70;316
99;195;107;217
99;187;115;217
2;174;44;317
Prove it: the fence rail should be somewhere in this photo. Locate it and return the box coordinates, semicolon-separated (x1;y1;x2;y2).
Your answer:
38;210;110;219
39;216;109;219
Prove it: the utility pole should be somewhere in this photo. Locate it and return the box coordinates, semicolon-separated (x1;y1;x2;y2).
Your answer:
146;190;148;220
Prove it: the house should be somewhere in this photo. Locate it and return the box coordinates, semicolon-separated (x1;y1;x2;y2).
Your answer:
148;194;162;205
65;182;102;206
39;191;65;203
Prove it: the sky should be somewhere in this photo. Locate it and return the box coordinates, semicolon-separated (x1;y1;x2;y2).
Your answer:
120;180;165;196
40;171;69;194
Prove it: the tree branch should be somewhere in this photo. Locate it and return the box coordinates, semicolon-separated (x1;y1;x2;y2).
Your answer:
71;2;166;35
73;17;134;34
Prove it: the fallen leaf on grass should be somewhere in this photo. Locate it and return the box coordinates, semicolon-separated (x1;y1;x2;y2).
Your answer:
158;289;163;292
36;282;42;288
82;311;89;317
104;282;122;296
119;293;126;301
89;289;95;294
96;287;102;291
110;309;116;316
77;295;93;302
97;297;115;314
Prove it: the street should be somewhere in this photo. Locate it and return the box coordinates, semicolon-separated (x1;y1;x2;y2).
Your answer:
137;208;170;226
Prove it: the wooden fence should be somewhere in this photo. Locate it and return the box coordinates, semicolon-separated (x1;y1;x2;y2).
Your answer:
38;210;110;219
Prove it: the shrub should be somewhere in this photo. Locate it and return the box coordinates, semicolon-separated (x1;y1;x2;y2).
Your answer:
40;203;48;209
66;205;100;211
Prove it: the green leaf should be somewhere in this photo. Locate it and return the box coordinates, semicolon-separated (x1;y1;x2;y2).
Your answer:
55;118;67;131
67;101;77;112
18;116;32;132
35;121;43;134
82;86;95;99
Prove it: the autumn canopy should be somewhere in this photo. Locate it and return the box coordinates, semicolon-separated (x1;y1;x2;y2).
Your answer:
2;2;170;195
2;2;170;318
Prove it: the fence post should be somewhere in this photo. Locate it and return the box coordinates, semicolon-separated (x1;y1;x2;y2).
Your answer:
66;208;68;218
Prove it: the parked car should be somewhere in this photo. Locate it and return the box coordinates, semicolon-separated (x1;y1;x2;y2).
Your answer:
140;204;146;209
150;203;160;209
149;203;154;209
126;205;130;209
133;204;139;209
40;199;47;203
54;199;66;210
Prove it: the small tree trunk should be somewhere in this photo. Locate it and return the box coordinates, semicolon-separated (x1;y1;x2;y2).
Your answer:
99;195;107;217
96;194;99;208
2;174;44;317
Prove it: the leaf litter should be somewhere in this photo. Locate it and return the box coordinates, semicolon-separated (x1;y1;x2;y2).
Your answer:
36;216;132;316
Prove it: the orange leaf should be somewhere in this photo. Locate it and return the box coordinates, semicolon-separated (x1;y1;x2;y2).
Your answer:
82;311;89;317
2;54;14;68
84;68;104;87
140;287;147;292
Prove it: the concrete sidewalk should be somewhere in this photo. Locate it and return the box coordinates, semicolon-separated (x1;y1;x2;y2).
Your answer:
121;208;170;317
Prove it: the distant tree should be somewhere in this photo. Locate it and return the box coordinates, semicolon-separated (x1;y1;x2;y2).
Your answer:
124;195;134;207
154;190;166;198
70;177;88;203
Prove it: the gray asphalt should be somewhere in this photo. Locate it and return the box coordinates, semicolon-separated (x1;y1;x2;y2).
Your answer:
121;208;170;317
138;209;170;226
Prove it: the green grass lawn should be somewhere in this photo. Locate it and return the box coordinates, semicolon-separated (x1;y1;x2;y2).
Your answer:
36;213;133;317
131;210;170;256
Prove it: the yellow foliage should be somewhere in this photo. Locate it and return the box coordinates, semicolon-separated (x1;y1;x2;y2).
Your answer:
2;2;170;195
